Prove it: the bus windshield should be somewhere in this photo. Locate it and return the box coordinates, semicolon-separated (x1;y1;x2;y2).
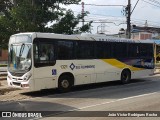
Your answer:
8;43;32;75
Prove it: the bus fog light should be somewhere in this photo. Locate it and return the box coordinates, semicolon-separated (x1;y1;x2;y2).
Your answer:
23;73;32;81
21;84;29;87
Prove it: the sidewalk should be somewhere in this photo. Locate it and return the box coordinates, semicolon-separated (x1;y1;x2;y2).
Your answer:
0;67;7;72
0;67;7;80
0;66;8;94
154;68;160;75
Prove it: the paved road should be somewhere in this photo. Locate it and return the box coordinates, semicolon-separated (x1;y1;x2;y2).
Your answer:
0;75;160;120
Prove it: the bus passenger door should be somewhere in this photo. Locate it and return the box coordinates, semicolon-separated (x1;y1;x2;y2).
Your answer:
33;42;57;90
33;66;56;90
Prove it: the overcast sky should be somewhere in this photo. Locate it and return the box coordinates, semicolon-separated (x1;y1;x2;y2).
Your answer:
65;0;160;34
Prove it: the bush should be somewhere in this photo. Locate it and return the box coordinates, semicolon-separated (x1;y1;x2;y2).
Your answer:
0;64;7;67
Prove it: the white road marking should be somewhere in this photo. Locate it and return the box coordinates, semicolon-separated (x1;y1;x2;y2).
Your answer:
36;92;159;119
69;92;158;111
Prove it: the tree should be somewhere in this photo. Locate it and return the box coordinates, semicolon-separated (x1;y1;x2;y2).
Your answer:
0;0;14;48
0;15;16;48
0;0;92;49
51;10;92;34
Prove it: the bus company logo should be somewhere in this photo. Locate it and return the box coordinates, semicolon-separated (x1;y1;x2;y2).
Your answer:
70;63;95;70
70;63;75;70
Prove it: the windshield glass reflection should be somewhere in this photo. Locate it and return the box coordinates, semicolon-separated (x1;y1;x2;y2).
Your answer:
8;44;32;73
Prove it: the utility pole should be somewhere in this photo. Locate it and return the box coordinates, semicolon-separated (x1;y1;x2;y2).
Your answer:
126;0;131;39
82;2;85;26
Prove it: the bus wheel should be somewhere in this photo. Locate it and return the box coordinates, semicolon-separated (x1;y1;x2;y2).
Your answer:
58;76;72;92
121;70;131;84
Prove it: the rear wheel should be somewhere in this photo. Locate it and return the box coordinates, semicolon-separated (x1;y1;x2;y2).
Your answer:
121;70;131;84
58;76;72;92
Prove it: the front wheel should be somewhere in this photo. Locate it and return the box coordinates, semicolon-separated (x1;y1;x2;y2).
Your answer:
58;76;72;92
121;70;131;84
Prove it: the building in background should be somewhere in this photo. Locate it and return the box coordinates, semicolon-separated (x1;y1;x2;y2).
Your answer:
0;49;8;63
132;32;152;40
132;25;160;40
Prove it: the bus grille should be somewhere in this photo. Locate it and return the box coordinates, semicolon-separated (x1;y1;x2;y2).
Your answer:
12;82;21;86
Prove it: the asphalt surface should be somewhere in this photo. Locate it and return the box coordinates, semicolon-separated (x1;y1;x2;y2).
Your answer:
0;75;160;120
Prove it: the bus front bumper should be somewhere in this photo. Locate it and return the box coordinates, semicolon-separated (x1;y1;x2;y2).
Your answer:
7;76;30;89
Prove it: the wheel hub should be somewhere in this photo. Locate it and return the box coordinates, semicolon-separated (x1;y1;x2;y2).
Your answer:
61;80;69;88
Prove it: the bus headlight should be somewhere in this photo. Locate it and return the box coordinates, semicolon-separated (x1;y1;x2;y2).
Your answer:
7;75;12;80
23;73;32;81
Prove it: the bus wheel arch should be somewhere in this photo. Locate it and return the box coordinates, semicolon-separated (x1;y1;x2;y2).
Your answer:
121;68;131;84
58;72;74;92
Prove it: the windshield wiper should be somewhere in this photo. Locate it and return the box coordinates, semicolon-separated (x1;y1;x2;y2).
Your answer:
16;43;25;69
19;43;25;57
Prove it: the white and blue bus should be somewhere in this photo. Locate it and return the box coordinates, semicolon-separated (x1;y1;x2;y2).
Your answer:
7;33;155;92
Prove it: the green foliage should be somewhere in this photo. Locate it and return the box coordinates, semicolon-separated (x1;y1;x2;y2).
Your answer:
0;16;16;48
51;10;92;34
0;64;7;67
0;0;92;49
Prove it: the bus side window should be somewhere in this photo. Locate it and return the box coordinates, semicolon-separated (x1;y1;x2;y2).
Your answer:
47;44;55;61
33;39;56;67
95;41;111;59
40;44;55;62
128;43;139;58
76;41;94;59
113;42;127;58
40;48;48;61
57;41;74;60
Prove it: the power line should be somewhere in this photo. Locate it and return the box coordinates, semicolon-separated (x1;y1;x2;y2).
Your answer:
76;3;125;7
84;13;124;18
84;16;160;28
72;10;125;20
131;18;160;25
142;0;160;8
84;17;126;24
73;10;160;28
131;0;140;15
73;1;160;33
79;20;126;26
148;0;160;5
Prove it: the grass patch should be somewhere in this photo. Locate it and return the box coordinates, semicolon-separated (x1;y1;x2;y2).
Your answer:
0;64;7;67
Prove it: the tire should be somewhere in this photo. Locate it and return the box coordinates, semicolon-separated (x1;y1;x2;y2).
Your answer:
58;76;72;92
121;70;131;84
